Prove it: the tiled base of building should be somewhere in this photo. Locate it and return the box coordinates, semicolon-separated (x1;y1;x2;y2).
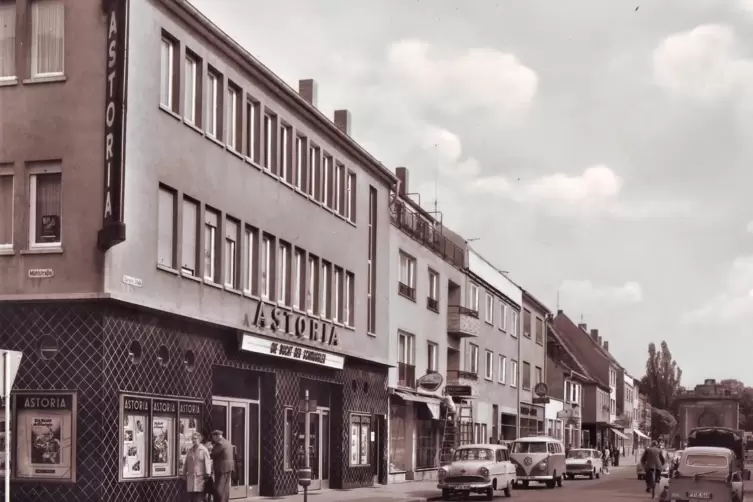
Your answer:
0;301;389;502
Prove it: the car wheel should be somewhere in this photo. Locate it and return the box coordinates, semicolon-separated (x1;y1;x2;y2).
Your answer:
485;486;494;500
596;469;601;479
557;474;564;487
503;481;512;497
546;479;556;489
521;480;529;489
589;469;594;480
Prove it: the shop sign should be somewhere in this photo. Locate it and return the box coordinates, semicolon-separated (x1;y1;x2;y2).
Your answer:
123;396;151;413
152;399;177;415
179;402;201;416
243;301;339;346
534;382;548;397
444;385;472;397
28;268;54;279
240;334;345;370
417;372;444;392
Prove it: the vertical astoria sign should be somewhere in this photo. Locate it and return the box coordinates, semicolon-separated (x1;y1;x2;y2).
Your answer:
97;0;130;251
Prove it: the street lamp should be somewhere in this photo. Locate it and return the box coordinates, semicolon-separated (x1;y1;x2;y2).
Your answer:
298;390;317;502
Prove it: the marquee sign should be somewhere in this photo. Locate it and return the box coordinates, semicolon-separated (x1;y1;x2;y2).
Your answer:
240;334;345;370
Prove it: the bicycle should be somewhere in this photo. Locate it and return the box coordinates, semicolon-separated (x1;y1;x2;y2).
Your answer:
645;467;661;499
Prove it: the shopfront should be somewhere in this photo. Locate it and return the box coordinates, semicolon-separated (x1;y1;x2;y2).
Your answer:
520;403;545;438
0;301;389;502
387;390;442;482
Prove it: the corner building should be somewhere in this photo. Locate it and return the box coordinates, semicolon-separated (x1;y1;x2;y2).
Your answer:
0;0;395;500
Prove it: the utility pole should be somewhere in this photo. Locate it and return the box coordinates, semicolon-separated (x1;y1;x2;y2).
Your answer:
298;390;317;502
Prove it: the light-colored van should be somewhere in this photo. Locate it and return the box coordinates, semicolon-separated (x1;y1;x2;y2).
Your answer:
510;436;567;489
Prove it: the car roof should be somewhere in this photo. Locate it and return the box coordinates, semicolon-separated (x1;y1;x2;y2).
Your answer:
458;444;506;450
514;436;562;443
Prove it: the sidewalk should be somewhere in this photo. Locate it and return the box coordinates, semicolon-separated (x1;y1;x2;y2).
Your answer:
258;481;441;502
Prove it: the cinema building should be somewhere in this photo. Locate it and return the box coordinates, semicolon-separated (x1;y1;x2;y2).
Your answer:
0;0;394;500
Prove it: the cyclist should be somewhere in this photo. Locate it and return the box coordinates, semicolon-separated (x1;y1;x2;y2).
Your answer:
640;441;666;495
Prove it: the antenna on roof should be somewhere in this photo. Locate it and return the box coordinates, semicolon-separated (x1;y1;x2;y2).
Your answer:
556;289;560;310
580;313;584;322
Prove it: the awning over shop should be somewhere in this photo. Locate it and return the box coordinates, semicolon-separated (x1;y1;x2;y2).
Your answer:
634;429;650;440
608;427;628;440
393;390;441;419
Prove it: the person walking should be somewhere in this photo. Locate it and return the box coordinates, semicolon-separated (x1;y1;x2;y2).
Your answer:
614;443;620;467
640;441;666;494
603;444;610;474
183;432;212;502
210;430;235;502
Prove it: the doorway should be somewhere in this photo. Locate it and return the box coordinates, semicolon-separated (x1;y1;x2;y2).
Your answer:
212;398;260;499
298;407;330;492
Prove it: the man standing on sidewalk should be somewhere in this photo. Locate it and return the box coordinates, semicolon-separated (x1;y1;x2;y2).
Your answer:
210;430;235;502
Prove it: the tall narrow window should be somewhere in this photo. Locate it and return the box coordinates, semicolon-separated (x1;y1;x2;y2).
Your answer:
310;145;321;200
204;209;219;282
0;173;12;248
427;342;438;373
323;155;333;209
345;272;354;327
227;86;238;151
367;186;377;334
181;197;198;276
485;293;494;324
157;187;176;268
31;0;64;78
498;355;507;384
334;163;343;214
346;171;356;223
427;269;439;312
261;234;272;298
295;136;305;190
306;255;319;314
246;100;258;162
263;113;275;172
468;343;479;375
511;360;518;387
206;72;219;138
333;267;343;323
278;242;290;305
522;361;531;390
224;217;239;289
183;54;199;124
468;283;479;312
320;261;331;318
29;170;62;248
159;35;175;109
293;249;304;309
0;3;16;79
243;226;257;294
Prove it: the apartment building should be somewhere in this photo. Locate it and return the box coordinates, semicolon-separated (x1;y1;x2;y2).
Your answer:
622;372;636;457
0;0;396;499
519;291;549;437
386;167;466;482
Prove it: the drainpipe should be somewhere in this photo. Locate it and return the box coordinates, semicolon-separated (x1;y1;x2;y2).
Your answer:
516;308;521;438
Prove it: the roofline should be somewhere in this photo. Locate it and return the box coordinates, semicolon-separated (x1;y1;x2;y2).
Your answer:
553;313;612;389
522;290;552;315
167;0;399;187
466;269;521;309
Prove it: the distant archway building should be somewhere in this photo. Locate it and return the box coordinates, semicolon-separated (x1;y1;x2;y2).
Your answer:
676;379;741;446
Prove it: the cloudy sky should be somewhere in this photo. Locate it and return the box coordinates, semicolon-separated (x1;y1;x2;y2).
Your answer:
191;0;753;385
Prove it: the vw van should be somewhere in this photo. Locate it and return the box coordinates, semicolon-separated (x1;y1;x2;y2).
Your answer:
510;436;566;489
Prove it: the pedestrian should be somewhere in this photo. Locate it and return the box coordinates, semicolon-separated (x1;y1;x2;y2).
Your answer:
603;444;610;474
183;432;212;502
640;441;666;493
614;444;620;467
210;430;235;502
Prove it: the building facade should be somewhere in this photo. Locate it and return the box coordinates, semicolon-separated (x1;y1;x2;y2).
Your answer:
519;291;549;438
676;379;742;447
0;0;398;500
386;167;466;482
622;372;636;458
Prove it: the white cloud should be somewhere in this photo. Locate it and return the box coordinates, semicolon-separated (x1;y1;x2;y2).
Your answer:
740;0;753;16
652;24;753;100
747;221;753;233
559;280;644;304
387;39;539;113
682;255;753;324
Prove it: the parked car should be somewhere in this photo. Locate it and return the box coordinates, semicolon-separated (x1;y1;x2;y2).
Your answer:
565;448;602;480
658;446;743;502
510;436;567;489
437;444;515;500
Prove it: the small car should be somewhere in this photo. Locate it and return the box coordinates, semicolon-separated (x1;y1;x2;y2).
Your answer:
437;444;515;500
658;446;743;502
565;448;602;479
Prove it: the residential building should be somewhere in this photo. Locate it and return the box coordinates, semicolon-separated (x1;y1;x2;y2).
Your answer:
386;167;466;481
519;291;550;437
460;249;523;442
622;372;636;457
0;0;396;499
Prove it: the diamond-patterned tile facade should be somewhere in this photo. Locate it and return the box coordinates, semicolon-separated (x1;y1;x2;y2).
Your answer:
0;302;388;502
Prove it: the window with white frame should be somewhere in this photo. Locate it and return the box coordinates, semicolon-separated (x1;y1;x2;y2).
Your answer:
498;355;507;384
511;310;520;337
345;271;354;326
31;0;65;78
280;124;291;182
485;294;494;324
335;163;344;215
308;145;320;199
485;350;493;380
320;261;331;318
183;53;199;124
333;267;342;323
206;71;219;138
306;255;317;313
346;171;356;223
511;360;518;387
427;342;438;373
293;249;304;310
398;251;416;298
468;283;479;312
398;332;415;365
565;381;572;404
203;209;219;282
0;3;16;79
227;85;239;150
246;100;257;162
224;217;239;289
159;35;174;109
260;234;272;298
278;242;290;305
243;226;256;294
295;136;305;190
499;302;507;331
468;343;479;375
264;113;274;171
181;197;198;276
0;173;13;249
323;155;332;208
157;186;176;268
427;269;439;312
29;170;62;248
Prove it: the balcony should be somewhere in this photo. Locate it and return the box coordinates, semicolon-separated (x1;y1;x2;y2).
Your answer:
427;297;439;313
398;282;416;301
447;305;481;338
398;362;416;388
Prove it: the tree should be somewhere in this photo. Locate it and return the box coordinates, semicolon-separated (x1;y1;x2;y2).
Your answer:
652;408;677;439
720;379;753;430
641;341;683;438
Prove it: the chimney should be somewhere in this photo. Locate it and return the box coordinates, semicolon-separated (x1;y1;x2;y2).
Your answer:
396;167;409;195
557;309;563;315
597;335;602;346
590;328;599;342
604;340;609;352
578;323;587;332
298;79;318;107
334;109;351;136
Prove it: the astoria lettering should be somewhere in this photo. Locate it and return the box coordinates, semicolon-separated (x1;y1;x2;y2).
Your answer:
179;402;201;415
123;398;150;412
153;400;177;414
22;396;68;409
244;302;339;347
103;9;119;220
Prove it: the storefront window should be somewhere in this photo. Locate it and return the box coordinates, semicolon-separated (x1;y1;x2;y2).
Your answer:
178;402;202;475
389;404;407;472
415;419;439;470
14;391;77;481
284;408;293;471
122;396;150;480
151;399;177;477
349;414;370;466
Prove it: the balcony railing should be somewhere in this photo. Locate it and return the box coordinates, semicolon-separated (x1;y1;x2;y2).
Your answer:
447;305;481;338
398;362;416;388
398;282;416;301
427;297;439;312
389;197;465;269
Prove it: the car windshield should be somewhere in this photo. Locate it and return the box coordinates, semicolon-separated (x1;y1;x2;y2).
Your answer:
685;454;729;468
453;448;494;461
567;450;591;459
513;442;548;454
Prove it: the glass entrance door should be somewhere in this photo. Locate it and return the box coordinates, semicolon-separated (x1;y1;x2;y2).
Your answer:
212;398;260;499
298;408;329;492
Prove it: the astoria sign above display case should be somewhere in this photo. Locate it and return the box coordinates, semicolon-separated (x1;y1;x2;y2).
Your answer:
242;301;340;347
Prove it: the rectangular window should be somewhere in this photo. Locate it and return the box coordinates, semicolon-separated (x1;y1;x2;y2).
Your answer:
427;342;438;372
468;343;479;375
203;208;219;282
295;136;305;190
398;251;416;300
333;267;343;323
0;3;16;79
335;163;345;215
498;355;507;384
181;197;198;276
323;155;333;209
467;283;479;312
245;99;259;163
485;294;494;324
523;361;531;390
346;171;356;223
367;186;377;334
345;271;354;326
293;249;304;310
283;408;293;471
29;170;62;248
226;85;239;151
349;414;370;466
306;255;319;314
535;366;542;385
398;332;415;364
157;186;176;268
278;241;290;305
536;317;545;345
320;261;331;318
183;53;199;124
159;37;174;109
224;217;239;289
565;381;572;403
511;310;519;337
485;350;493;380
427;269;439;312
261;234;272;298
511;360;518;387
243;226;257;294
523;309;532;337
0;173;13;249
31;0;64;78
263;113;276;173
280;124;292;183
309;144;320;200
206;71;219;138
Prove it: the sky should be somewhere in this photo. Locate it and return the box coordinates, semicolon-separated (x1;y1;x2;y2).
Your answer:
190;0;753;386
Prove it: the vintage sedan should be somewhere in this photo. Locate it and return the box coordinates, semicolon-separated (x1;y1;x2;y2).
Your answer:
437;444;515;500
565;448;602;479
658;446;743;502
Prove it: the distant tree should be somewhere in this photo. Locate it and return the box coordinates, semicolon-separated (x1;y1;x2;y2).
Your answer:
641;341;683;438
652;408;677;439
720;379;753;430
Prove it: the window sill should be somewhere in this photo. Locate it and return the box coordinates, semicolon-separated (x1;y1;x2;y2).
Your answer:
0;78;18;87
0;248;14;256
23;74;66;85
349;464;372;468
21;247;63;255
485;376;493;382
485;320;494;326
498;381;506;385
182;272;202;283
185;121;204;136
244;291;260;301
398;291;416;303
344;324;355;331
367;332;376;338
228;147;244;160
427;305;439;314
207;135;226;149
225;286;242;296
156;264;179;275
204;280;223;290
159;104;181;121
347;219;356;228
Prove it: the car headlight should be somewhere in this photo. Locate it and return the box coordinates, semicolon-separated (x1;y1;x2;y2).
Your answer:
438;468;447;480
479;466;490;479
